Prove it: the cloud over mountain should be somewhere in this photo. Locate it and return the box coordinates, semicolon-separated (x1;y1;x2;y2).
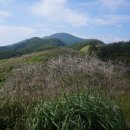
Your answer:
31;0;88;27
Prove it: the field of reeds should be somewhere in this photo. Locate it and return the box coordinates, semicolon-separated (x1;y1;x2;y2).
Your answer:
0;53;130;130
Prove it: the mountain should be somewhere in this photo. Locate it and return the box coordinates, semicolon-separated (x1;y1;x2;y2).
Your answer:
0;33;104;60
43;33;85;45
0;37;66;59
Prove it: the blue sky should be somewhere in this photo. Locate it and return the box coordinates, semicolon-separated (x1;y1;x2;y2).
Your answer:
0;0;130;45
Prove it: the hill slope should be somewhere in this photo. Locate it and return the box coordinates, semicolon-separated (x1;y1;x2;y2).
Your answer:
43;33;85;44
0;37;66;59
88;41;130;65
69;39;104;51
0;48;79;87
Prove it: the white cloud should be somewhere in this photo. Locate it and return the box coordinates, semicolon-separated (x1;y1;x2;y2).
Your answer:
31;0;88;27
79;0;129;12
99;0;128;11
0;25;35;46
92;15;130;25
86;34;129;43
0;11;11;18
70;0;130;27
0;11;11;22
0;11;11;23
0;0;13;5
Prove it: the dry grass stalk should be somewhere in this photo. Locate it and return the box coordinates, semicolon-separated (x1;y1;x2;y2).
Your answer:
3;55;129;100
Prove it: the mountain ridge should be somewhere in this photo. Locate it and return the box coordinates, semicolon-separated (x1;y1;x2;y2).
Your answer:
0;33;104;59
43;33;85;44
0;37;66;59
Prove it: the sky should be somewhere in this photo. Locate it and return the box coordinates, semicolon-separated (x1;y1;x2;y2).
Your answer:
0;0;130;46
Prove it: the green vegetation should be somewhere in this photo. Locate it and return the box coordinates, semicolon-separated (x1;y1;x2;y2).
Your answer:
80;45;90;52
27;93;126;130
120;93;130;122
0;98;27;130
0;55;129;130
69;39;104;51
0;60;14;87
0;33;104;60
0;34;130;130
0;48;79;88
88;41;130;65
0;92;127;130
0;38;66;59
43;32;85;45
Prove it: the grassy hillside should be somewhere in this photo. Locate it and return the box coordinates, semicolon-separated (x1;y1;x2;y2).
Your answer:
0;54;129;130
0;33;104;60
0;36;104;60
0;40;130;130
0;48;79;88
88;41;130;65
0;38;66;59
69;39;104;51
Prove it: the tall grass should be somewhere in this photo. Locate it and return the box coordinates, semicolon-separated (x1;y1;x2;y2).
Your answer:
27;93;127;130
0;98;27;130
0;93;128;130
3;55;129;99
0;55;129;130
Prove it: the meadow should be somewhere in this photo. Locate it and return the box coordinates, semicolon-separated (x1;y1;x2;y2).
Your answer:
0;49;130;130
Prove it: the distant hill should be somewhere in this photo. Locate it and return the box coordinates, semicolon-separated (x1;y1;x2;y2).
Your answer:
0;33;105;59
69;39;104;51
88;41;130;65
43;33;85;45
0;37;66;59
